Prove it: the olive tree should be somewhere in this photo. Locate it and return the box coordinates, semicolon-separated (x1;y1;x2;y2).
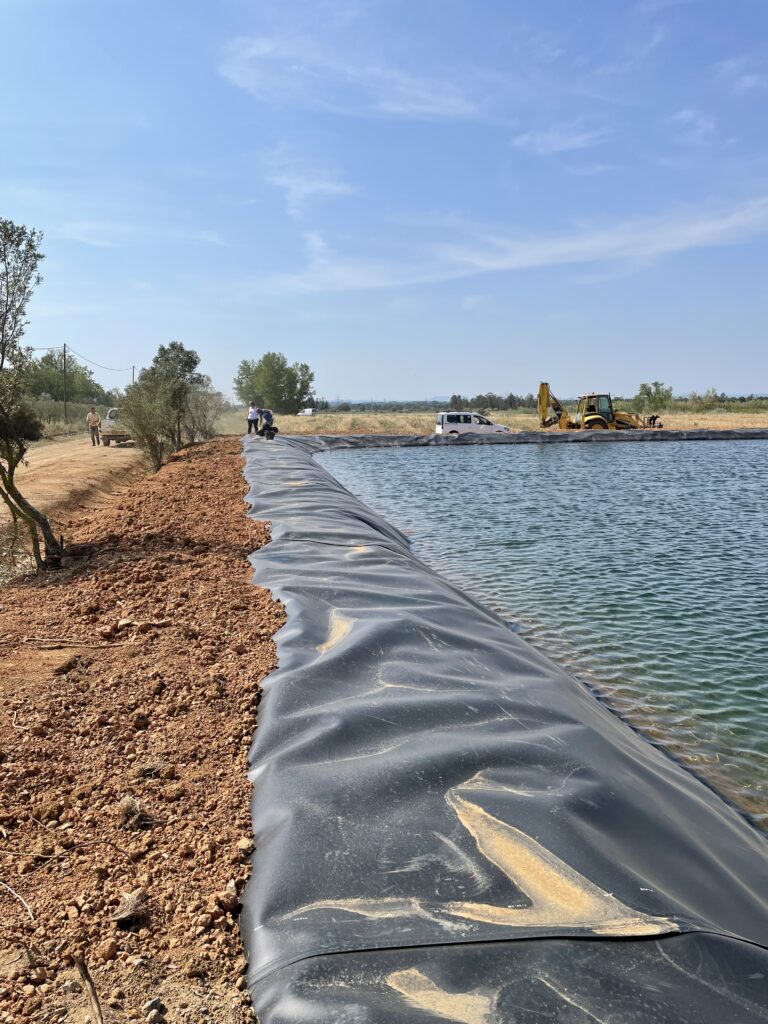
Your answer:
182;382;226;443
120;342;219;470
0;219;63;569
143;341;206;449
118;373;169;471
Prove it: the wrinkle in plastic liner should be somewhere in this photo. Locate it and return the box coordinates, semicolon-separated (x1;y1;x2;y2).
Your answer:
241;434;768;1023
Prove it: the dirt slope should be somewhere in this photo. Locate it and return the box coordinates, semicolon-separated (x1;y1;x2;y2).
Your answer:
8;436;144;519
0;438;284;1023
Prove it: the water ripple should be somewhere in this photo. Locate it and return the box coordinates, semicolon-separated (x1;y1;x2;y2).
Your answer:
319;440;768;827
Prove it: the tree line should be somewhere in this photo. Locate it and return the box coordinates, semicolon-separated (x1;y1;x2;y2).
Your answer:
1;215;318;571
614;382;768;414
448;392;538;411
0;219;227;569
25;350;116;406
450;383;768;416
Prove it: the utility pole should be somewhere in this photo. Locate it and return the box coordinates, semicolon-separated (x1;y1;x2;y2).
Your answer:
132;365;135;385
63;343;68;423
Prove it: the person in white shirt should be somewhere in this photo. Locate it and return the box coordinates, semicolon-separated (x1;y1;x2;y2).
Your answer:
247;403;261;434
86;407;101;446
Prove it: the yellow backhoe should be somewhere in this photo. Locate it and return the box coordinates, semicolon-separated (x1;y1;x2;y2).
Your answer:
538;382;660;431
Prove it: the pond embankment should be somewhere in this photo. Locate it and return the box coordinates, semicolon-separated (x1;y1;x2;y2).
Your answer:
0;438;283;1023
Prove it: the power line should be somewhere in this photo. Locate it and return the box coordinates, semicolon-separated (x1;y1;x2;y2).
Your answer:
65;345;133;374
29;342;136;392
30;343;132;374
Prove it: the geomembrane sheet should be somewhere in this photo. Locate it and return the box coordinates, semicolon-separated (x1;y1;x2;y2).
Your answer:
241;433;768;1023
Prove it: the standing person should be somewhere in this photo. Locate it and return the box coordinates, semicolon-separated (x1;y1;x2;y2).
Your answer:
247;402;261;434
86;407;101;446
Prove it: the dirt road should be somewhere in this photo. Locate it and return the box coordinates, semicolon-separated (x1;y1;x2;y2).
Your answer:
7;436;145;525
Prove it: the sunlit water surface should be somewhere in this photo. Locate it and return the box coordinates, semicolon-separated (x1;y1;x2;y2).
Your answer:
319;441;768;827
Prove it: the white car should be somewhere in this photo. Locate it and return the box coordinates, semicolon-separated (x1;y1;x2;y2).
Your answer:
435;411;510;436
297;408;317;417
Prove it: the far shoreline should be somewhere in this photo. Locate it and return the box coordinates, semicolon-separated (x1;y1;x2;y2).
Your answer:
217;408;768;437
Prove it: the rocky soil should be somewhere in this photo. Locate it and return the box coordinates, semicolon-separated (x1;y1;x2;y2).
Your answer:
0;437;284;1023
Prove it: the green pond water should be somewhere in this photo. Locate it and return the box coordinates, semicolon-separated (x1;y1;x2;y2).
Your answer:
319;440;768;828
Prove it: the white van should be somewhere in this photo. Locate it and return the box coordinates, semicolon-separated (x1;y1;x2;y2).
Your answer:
297;408;317;417
435;412;510;436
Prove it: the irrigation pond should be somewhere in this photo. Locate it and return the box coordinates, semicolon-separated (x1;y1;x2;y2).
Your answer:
318;439;768;827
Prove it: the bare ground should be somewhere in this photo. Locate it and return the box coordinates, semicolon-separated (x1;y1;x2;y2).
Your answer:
0;438;284;1023
1;437;146;580
9;436;145;520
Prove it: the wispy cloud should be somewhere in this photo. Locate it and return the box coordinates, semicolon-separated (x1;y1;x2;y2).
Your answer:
219;35;482;120
735;73;768;93
434;198;768;274
566;162;618;176
56;221;227;248
57;221;123;248
512;122;611;155
715;56;768;95
669;107;717;143
264;146;355;217
635;0;699;14
593;26;667;76
192;230;228;247
31;300;105;318
258;197;768;294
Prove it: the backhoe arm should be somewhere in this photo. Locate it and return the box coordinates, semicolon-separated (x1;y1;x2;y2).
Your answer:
538;382;566;428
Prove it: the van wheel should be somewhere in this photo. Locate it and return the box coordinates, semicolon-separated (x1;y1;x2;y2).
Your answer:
448;431;459;436
103;438;111;446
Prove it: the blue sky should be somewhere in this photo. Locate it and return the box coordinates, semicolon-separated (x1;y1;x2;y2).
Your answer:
2;0;767;400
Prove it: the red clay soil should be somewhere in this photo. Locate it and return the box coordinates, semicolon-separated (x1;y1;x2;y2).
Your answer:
6;436;145;523
0;437;285;1023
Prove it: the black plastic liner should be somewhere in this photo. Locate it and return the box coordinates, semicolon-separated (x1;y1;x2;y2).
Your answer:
242;434;768;1022
273;427;768;449
256;933;768;1023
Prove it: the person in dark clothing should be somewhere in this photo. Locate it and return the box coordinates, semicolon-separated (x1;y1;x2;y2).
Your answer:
258;408;278;439
259;407;274;436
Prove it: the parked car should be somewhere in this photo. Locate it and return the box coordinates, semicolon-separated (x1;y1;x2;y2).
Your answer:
434;411;510;436
297;408;317;417
100;408;131;446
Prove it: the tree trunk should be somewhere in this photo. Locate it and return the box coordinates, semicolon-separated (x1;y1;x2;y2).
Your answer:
0;461;63;569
